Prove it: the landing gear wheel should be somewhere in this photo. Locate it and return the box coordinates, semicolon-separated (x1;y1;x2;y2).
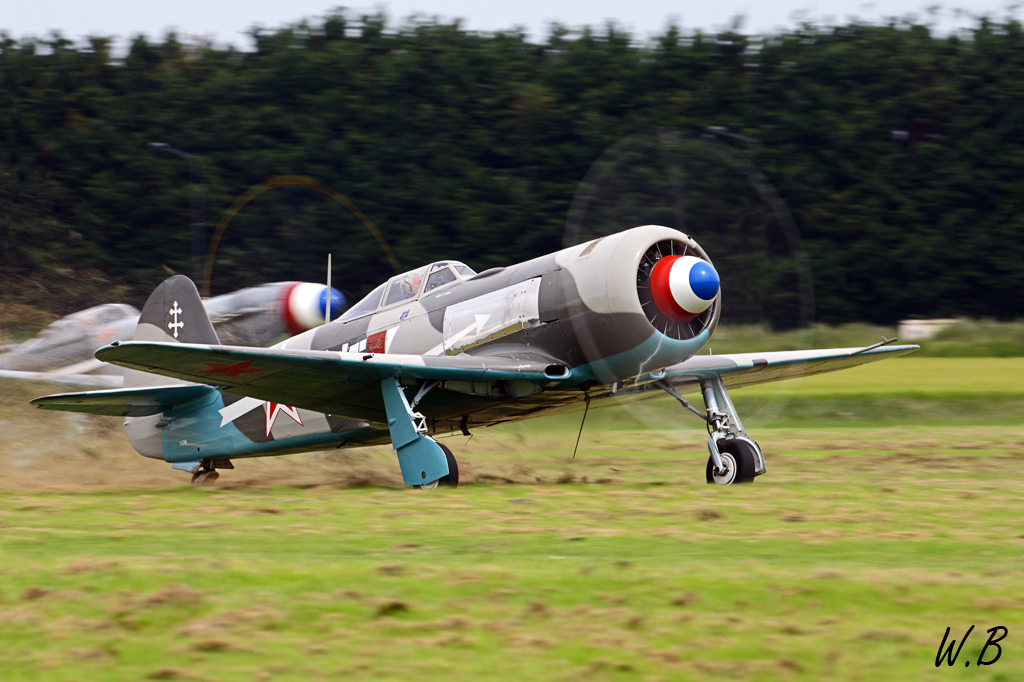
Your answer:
706;439;757;485
190;470;220;486
416;443;459;490
437;443;459;487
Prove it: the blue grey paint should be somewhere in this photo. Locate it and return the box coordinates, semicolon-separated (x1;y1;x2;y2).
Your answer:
380;377;450;485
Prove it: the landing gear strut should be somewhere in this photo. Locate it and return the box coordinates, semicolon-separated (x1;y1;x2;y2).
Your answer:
381;378;454;489
658;376;766;485
699;377;765;485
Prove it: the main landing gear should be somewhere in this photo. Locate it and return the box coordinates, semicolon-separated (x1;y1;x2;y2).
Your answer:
381;378;458;490
658;376;766;485
417;442;460;490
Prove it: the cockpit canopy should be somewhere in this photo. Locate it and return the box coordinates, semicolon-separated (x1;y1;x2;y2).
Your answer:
340;261;476;321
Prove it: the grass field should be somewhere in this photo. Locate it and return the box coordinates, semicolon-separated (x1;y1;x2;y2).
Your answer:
708;321;1024;357
1;358;1023;681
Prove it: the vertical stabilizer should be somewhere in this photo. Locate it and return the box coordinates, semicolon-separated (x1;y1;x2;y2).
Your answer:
124;275;220;389
124;275;221;459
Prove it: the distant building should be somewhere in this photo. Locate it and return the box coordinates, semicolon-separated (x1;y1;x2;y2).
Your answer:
897;319;959;340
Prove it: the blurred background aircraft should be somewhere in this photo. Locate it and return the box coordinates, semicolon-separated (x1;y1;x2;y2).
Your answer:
0;282;345;387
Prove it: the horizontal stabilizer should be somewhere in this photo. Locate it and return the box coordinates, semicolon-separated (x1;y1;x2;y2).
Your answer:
31;384;215;417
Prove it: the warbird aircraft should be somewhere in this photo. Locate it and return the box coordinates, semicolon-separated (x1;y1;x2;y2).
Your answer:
32;226;917;486
2;282;345;387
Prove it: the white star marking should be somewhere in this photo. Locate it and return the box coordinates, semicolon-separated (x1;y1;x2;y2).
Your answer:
218;396;263;426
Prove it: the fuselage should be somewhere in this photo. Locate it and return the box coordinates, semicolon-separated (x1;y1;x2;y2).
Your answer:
132;225;722;464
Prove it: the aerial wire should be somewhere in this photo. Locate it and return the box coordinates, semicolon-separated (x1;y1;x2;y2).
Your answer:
326;253;332;325
572;394;591;459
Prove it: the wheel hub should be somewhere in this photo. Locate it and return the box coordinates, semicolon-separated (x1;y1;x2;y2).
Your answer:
711;452;738;485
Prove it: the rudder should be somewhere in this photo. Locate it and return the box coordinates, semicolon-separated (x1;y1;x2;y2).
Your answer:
125;275;220;388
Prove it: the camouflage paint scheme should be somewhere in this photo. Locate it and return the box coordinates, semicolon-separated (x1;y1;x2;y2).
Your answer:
32;226;919;485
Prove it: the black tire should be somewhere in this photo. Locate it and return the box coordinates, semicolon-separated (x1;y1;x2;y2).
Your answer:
705;439;757;485
437;442;459;487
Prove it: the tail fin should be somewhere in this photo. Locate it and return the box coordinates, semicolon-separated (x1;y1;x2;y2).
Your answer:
125;275;220;389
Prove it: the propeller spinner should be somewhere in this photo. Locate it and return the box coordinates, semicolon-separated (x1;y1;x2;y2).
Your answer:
649;255;720;323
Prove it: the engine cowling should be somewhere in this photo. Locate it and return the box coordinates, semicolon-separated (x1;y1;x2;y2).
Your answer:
552;225;720;380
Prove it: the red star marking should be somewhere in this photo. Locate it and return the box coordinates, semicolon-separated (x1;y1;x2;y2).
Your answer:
199;360;267;379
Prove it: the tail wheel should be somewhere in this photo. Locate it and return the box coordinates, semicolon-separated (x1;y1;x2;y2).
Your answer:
191;470;220;486
706;439;757;485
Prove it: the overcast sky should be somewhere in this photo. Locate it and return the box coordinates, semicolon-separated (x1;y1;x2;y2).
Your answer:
4;0;1019;49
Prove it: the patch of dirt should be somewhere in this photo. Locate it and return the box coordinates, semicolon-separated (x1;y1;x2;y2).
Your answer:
193;639;248;653
670;592;700;607
21;587;52;601
148;670;186;680
145;584;205;607
371;598;410;617
178;605;285;637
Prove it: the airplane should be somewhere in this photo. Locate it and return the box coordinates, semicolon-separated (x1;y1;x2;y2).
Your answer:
1;281;346;387
31;225;918;486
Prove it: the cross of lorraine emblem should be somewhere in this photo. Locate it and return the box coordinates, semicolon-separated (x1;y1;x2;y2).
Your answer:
168;301;184;339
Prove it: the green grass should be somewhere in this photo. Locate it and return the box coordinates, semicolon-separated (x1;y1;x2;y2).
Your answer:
1;359;1023;681
537;358;1024;432
2;449;1024;682
929;319;1024;357
707;321;1024;357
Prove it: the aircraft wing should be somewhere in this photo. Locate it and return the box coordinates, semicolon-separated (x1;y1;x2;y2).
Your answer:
94;341;555;423
657;344;920;390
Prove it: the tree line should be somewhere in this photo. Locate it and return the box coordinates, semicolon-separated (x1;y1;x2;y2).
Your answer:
1;12;1022;326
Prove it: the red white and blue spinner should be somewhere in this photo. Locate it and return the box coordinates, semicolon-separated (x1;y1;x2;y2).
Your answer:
648;255;720;324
